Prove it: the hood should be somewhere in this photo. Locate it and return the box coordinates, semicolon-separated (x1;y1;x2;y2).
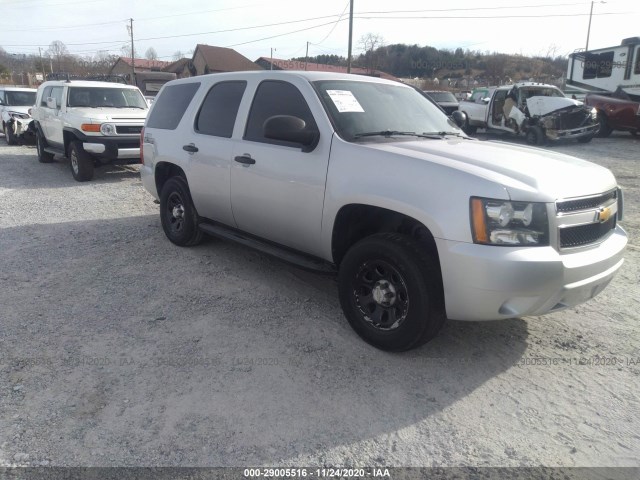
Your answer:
526;96;584;116
5;106;32;116
362;138;617;202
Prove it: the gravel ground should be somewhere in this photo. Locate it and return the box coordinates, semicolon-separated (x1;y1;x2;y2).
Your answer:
0;134;638;470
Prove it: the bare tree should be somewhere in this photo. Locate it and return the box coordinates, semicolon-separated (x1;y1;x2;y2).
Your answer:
359;33;384;73
172;50;184;61
47;40;69;72
145;47;158;61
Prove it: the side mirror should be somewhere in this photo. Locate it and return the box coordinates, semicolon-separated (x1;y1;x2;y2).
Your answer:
46;97;57;109
450;110;467;128
263;115;319;152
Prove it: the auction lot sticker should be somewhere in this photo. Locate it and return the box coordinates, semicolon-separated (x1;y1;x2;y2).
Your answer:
327;90;365;112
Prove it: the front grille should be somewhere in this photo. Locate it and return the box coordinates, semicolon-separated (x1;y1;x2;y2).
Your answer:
556;109;590;130
556;190;617;213
115;125;143;135
560;216;616;248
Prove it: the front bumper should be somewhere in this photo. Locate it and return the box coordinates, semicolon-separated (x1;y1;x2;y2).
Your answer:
8;118;35;143
65;128;141;162
437;225;627;321
545;124;599;141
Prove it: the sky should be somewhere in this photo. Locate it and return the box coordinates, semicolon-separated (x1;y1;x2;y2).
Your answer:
1;0;639;64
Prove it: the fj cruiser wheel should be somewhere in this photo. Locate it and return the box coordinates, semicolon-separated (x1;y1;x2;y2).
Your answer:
338;233;446;351
596;112;612;138
4;123;17;145
525;126;545;146
160;176;203;247
36;132;54;163
69;141;94;181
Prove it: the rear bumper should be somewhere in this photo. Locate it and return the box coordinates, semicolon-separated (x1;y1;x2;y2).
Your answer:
437;225;627;321
140;163;158;200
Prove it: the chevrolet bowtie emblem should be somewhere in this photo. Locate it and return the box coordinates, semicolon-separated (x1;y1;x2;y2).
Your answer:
596;206;612;223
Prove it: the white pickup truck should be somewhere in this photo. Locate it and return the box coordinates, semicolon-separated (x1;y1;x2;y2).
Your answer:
458;82;600;145
141;71;627;351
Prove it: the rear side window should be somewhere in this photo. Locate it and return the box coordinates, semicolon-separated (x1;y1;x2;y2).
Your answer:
244;80;316;146
195;81;246;138
147;82;200;130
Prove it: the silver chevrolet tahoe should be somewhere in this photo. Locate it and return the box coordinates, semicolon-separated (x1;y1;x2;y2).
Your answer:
140;71;627;351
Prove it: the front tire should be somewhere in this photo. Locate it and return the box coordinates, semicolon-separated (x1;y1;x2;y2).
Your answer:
36;131;54;163
596;112;613;138
159;176;203;247
4;123;17;145
338;233;446;351
69;141;94;181
525;125;545;146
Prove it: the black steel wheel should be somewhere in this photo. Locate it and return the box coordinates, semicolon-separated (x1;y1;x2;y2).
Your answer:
159;176;203;247
338;233;446;351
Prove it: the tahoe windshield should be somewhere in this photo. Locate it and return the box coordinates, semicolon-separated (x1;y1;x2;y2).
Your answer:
313;80;461;141
67;87;147;109
5;91;36;106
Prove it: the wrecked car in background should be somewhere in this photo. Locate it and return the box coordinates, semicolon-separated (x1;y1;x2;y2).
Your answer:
458;82;599;145
585;87;640;137
0;87;37;145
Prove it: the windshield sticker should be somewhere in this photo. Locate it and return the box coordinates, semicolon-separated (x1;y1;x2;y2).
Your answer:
327;90;365;113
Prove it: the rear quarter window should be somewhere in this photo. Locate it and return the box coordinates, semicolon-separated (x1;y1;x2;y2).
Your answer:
147;82;201;130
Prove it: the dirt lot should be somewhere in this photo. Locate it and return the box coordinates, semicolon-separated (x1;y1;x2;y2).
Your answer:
0;133;638;470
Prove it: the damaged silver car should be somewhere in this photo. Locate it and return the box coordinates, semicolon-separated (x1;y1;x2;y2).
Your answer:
0;87;37;145
459;82;599;145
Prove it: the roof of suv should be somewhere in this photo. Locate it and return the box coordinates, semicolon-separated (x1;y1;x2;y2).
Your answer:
163;70;404;87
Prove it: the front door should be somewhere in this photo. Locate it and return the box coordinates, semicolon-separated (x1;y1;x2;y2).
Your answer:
230;80;330;257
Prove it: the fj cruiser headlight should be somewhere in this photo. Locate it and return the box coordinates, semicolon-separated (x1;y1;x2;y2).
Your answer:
471;197;549;246
100;123;116;135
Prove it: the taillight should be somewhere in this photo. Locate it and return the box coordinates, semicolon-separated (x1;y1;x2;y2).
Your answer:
140;127;144;165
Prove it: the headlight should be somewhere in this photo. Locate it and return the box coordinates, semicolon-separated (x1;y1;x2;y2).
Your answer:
590;108;598;120
470;197;549;246
100;123;116;135
9;112;30;120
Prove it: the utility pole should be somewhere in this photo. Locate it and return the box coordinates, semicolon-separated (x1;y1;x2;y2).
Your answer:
38;47;46;82
586;1;606;52
270;48;275;69
129;18;135;82
305;42;309;71
347;0;354;73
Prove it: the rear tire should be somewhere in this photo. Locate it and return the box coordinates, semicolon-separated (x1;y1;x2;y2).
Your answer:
69;141;94;181
159;176;203;247
462;114;477;135
338;233;446;351
36;131;54;163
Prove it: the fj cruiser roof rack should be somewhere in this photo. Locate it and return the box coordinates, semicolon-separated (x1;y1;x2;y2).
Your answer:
45;73;129;84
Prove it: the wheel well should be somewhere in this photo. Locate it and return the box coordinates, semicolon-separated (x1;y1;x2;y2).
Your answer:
63;130;79;155
155;162;187;194
331;204;440;268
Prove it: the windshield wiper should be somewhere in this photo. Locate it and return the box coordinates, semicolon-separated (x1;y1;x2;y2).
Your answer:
354;130;441;139
422;131;467;137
